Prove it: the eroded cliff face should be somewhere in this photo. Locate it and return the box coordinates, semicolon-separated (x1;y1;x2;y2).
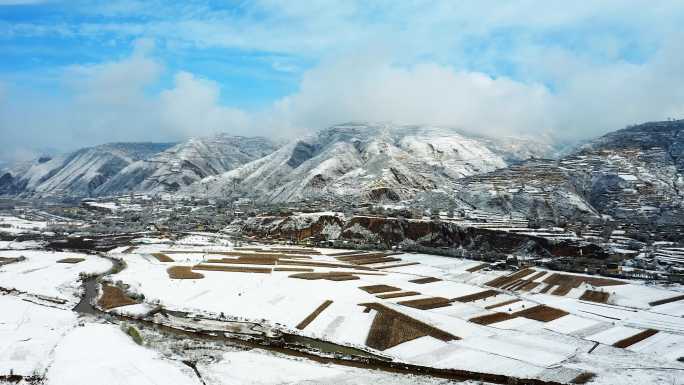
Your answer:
239;214;345;242
234;214;607;260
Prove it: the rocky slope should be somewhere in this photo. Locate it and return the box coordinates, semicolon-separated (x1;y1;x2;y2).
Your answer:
0;134;280;198
96;135;279;195
232;213;607;259
454;120;684;227
0;143;174;197
185;123;553;203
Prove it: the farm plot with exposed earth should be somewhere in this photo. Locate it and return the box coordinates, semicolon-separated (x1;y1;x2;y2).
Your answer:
1;231;684;384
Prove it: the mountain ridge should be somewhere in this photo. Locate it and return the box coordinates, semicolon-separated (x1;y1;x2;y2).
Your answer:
183;122;555;203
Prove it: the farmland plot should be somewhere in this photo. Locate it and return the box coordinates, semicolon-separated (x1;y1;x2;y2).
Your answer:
45;324;200;385
101;242;684;384
0;250;111;304
0;296;77;377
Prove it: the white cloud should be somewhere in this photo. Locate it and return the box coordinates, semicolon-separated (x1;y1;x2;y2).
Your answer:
159;72;251;138
3;33;684;164
63;38;161;106
23;1;681;63
3;2;684;162
0;41;255;162
262;57;553;139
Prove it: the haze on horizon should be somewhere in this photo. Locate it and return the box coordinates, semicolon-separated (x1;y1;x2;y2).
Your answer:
1;0;683;163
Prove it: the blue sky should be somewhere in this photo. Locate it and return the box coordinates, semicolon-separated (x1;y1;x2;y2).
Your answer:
1;1;684;162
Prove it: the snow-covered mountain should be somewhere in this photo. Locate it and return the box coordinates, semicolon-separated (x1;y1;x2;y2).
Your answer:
96;135;279;195
185;123;554;203
453;120;684;227
0;143;174;197
0;134;280;198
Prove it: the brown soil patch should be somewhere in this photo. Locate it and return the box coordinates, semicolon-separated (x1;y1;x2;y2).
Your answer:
273;267;315;272
276;255;313;260
500;279;527;291
353;257;402;265
452;290;498;303
167;266;205;279
277;260;372;270
485;299;521;310
377;291;421;299
212;251;287;259
376;262;420;269
470;304;568;324
360;302;459;350
538;284;554;294
238;254;281;261
327;251;365;256
649;294;684;307
613;329;659;348
214;250;274;256
518;281;540;291
551;285;573;296
366;309;428;350
359;285;402;294
466;263;488;273
515;305;569;322
57;257;85;264
0;257;24;266
398;297;452;310
334;271;386;276
543;273;625;288
510;280;533;291
270;248;321;254
193;264;271;274
250;251;316;259
289;272;360;281
335;253;386;261
469;312;517;325
571;372;597;384
151;253;174;262
409;277;442;284
579;290;610;303
541;273;626;296
98;284;139;310
206;256;277;265
121;246;137;254
485;268;536;288
296;300;333;330
327;274;361;281
526;271;547;281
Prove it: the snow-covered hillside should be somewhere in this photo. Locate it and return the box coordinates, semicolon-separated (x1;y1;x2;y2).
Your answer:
96;134;279;194
185;123;552;203
454;120;684;227
0;135;280;198
0;143;173;197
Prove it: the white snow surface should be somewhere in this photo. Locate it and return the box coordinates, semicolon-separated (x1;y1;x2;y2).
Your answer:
183;123;541;202
46;323;200;385
0;250;111;303
198;350;457;385
0;296;77;376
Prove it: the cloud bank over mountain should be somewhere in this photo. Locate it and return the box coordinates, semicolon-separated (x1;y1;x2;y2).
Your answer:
1;1;684;161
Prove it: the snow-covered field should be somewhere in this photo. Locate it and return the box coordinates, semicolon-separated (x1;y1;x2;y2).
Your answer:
46;324;201;385
0;215;48;235
0;296;77;376
2;235;684;384
198;350;458;385
100;240;684;384
0;250;111;304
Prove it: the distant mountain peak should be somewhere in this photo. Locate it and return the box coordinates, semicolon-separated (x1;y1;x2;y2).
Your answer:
184;122;552;203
